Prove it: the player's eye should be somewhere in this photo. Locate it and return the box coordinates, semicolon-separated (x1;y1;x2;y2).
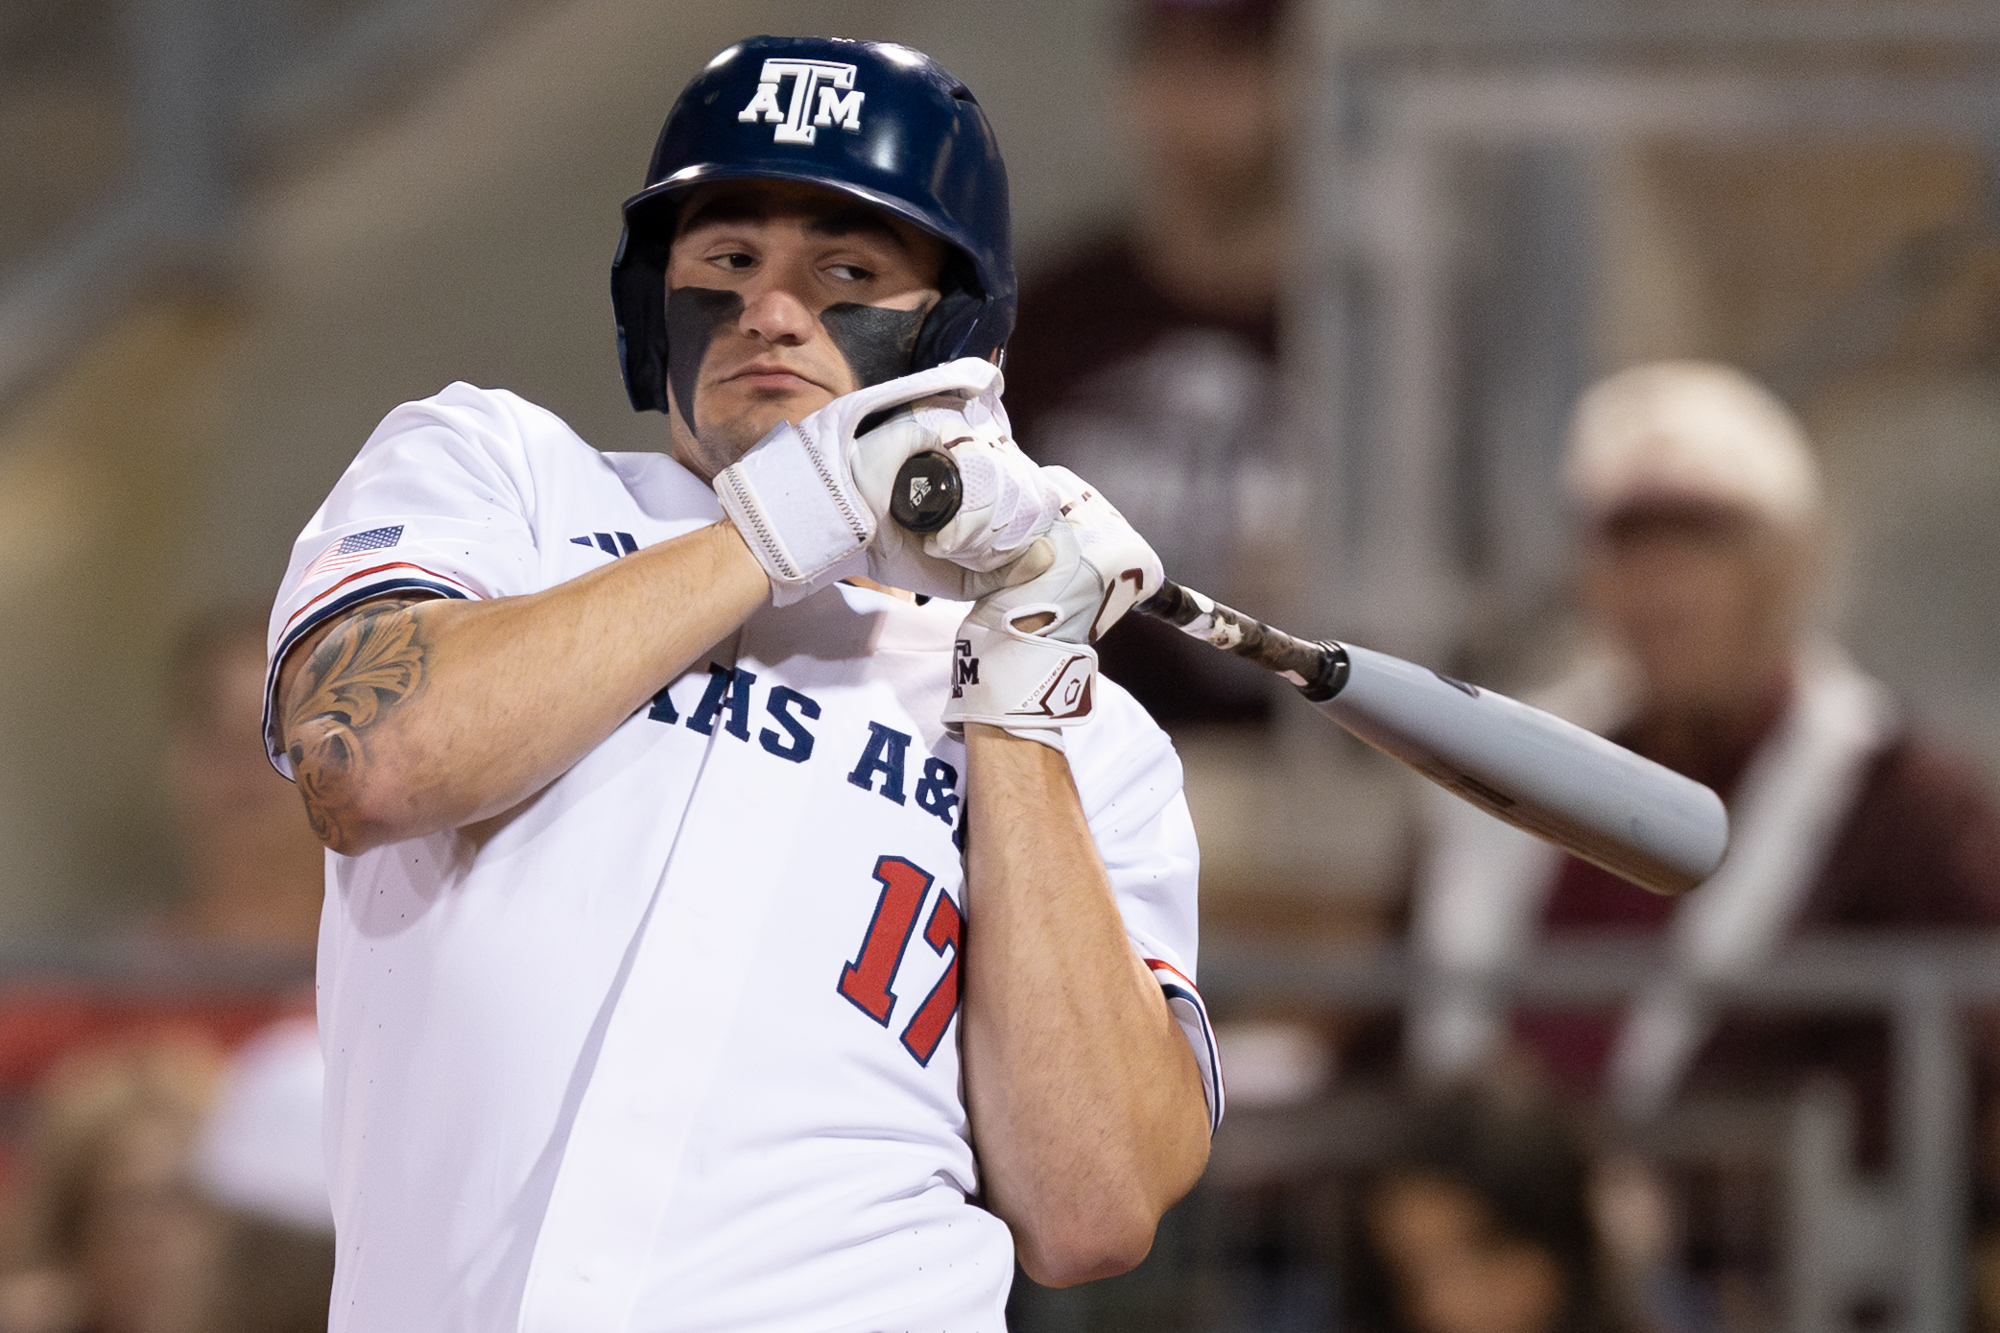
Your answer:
825;262;875;283
703;248;756;271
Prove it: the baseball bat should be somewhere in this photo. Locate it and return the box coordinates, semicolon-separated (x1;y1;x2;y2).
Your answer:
890;451;1728;896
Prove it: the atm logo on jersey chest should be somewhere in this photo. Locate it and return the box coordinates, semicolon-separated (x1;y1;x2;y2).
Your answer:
738;60;865;144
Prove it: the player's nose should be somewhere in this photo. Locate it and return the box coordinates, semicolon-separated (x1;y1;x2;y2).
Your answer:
736;279;818;347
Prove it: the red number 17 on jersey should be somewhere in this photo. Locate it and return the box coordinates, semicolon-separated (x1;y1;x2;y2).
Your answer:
837;856;963;1066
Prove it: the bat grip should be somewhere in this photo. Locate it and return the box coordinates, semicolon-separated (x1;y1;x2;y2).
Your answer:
889;454;1348;702
1136;582;1350;702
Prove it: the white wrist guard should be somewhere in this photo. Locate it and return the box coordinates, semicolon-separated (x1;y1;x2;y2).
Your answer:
942;619;1097;750
713;359;1008;607
714;419;869;607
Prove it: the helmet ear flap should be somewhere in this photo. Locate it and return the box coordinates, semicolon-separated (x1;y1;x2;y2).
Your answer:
912;290;993;369
612;200;677;413
912;251;1014;370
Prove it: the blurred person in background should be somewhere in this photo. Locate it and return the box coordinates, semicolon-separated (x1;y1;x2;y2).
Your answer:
1002;6;1401;1321
0;1035;228;1333
1403;360;2000;1319
1408;359;2000;1124
154;607;328;967
1348;1089;1628;1333
1004;0;1301;726
191;1017;333;1333
0;609;321;1215
0;1018;333;1333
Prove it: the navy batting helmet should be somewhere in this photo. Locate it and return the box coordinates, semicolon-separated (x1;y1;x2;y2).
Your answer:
612;36;1016;415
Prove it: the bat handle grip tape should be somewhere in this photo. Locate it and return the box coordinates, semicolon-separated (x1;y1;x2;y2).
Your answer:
1135;582;1350;702
889;452;1349;702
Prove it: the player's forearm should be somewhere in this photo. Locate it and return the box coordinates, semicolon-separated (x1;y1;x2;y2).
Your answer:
957;726;1210;1288
277;520;767;854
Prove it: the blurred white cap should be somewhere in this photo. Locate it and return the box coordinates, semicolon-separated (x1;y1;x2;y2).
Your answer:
193;1016;332;1232
1564;360;1822;528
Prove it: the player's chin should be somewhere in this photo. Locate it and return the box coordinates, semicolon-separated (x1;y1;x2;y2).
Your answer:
720;387;841;446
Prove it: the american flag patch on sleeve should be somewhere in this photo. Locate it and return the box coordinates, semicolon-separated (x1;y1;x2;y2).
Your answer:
300;525;405;582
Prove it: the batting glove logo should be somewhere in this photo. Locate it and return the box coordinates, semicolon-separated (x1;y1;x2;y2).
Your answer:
1017;653;1093;721
951;639;979;697
738;60;865;144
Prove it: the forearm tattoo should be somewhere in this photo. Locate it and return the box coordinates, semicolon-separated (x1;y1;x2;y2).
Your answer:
284;597;430;845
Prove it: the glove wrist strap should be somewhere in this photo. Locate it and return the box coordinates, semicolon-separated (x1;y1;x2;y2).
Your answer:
714;421;872;606
942;622;1097;732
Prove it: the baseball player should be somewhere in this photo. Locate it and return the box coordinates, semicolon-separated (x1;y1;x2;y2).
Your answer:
261;35;1218;1333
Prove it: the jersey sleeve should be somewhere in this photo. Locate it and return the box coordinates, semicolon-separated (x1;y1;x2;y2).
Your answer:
262;383;547;776
1066;684;1222;1132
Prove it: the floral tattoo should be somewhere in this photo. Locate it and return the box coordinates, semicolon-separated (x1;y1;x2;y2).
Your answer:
283;597;429;845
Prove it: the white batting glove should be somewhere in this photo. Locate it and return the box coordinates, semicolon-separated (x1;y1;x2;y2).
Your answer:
851;387;1061;601
942;467;1164;750
713;358;1008;606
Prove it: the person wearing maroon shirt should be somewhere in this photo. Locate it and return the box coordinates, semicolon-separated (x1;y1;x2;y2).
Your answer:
1409;360;2000;1123
1004;0;1299;727
1402;360;2000;1316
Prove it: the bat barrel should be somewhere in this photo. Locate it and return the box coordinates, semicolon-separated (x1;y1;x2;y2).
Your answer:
1320;644;1728;896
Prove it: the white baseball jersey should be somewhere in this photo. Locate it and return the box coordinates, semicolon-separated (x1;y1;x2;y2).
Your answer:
263;382;1219;1333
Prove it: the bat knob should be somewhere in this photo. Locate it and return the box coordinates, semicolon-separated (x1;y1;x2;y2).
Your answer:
890;451;962;534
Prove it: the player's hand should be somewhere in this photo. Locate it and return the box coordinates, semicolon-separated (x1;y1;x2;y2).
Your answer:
712;358;1007;606
941;467;1164;749
849;383;1060;600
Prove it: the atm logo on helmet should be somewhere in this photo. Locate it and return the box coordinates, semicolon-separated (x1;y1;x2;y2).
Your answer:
738;60;866;145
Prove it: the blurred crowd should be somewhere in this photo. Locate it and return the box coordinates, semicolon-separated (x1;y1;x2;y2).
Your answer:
4;0;2000;1330
0;616;332;1333
1004;1;2000;1332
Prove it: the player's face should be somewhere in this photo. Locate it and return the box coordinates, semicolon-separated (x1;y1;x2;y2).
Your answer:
663;180;947;479
1580;504;1810;717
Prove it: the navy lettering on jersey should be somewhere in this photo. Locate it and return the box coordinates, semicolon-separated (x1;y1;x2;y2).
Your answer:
686;664;756;740
846;722;911;805
721;667;756;740
913;757;959;828
685;665;731;735
656;675;952;833
759;686;821;763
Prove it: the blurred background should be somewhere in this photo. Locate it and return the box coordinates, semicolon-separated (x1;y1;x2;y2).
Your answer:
5;0;2000;1330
